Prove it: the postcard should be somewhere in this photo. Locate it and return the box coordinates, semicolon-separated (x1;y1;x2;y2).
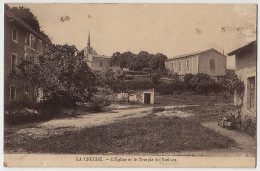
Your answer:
3;3;257;167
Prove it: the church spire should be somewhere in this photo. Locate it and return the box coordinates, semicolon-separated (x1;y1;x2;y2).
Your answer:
87;31;90;47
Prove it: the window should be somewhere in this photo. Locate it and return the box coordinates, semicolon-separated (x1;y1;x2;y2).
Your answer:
11;53;17;73
12;28;18;42
10;85;16;101
210;59;215;71
25;33;30;46
45;44;49;52
178;61;181;72
100;62;102;67
38;40;42;52
247;76;255;109
30;56;34;69
174;62;178;71
171;63;174;72
25;33;36;48
186;60;190;71
30;34;36;49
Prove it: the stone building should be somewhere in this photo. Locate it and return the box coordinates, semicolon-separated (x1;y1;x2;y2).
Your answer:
165;48;226;76
83;32;111;72
227;40;256;121
129;89;155;104
4;11;52;105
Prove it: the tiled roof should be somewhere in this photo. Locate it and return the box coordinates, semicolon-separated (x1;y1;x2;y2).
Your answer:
5;12;52;44
166;48;215;61
91;54;111;59
227;40;256;56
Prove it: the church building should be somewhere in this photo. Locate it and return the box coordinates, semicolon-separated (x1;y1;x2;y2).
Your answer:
83;32;111;72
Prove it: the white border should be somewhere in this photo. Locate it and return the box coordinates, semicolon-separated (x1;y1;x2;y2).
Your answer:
0;1;259;171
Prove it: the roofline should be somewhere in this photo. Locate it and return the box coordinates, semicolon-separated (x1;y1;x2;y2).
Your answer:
227;40;256;56
5;12;52;44
91;55;111;59
166;48;219;61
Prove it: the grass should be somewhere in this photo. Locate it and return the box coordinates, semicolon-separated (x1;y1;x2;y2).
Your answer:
155;93;233;106
173;105;234;123
5;114;236;154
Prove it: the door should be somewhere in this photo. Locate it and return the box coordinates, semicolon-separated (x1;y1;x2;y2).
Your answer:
249;77;255;109
144;93;151;104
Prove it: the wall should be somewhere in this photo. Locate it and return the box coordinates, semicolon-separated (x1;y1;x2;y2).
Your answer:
234;42;256;121
129;89;154;104
198;49;226;76
91;56;111;71
4;16;48;105
165;54;199;75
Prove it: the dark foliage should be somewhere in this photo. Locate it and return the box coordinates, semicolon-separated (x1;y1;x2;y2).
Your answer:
16;44;98;109
111;51;167;72
5;4;51;42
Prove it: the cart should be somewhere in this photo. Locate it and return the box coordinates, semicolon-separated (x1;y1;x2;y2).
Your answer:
218;114;241;129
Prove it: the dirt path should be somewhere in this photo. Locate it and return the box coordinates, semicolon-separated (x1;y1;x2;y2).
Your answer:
8;105;197;139
202;122;256;157
6;104;255;157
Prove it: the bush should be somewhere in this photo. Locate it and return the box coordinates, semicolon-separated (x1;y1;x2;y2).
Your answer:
152;74;160;84
5;108;40;125
89;96;112;112
156;73;183;95
190;73;215;95
124;74;134;80
183;73;195;90
110;80;154;93
152;106;165;113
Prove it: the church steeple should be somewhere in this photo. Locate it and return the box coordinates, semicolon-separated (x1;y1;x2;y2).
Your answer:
86;31;91;55
87;31;90;47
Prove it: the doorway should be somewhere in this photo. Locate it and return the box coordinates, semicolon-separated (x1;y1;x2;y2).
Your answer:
248;76;255;109
144;93;151;104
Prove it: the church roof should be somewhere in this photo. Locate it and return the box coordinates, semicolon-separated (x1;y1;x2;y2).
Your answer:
91;54;111;59
166;48;224;61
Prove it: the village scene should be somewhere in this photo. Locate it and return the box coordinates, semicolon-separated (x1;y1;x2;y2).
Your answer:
4;3;256;159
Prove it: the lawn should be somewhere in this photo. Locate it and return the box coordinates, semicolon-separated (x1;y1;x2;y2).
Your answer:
155;93;233;106
173;104;234;123
5;113;236;154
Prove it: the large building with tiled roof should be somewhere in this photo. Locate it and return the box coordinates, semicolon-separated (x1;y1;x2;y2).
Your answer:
165;48;226;76
4;11;52;105
83;32;112;72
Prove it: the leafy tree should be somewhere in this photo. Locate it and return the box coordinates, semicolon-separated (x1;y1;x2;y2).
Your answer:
183;73;195;90
190;73;215;95
5;4;51;42
221;71;245;102
17;44;98;108
110;50;168;72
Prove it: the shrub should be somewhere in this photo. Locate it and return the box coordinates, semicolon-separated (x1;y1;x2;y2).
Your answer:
152;74;160;84
152;106;165;113
124;74;134;80
110;80;154;93
190;73;215;95
89;96;112;112
183;73;195;90
5;108;40;125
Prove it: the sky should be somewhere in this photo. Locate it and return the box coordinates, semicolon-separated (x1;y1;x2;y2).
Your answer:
8;3;257;69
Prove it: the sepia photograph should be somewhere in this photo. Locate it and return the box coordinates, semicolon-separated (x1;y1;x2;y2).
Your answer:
2;2;257;168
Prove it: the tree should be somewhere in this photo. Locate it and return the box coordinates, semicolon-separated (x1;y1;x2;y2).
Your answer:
191;73;215;95
221;71;245;103
17;44;98;108
183;73;195;90
110;50;168;71
5;4;51;42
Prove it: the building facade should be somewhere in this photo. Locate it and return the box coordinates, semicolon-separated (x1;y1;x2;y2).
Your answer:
165;48;226;76
83;32;112;72
227;41;256;121
4;12;52;105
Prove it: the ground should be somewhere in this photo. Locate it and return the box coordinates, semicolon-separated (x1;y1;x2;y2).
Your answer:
4;95;256;156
